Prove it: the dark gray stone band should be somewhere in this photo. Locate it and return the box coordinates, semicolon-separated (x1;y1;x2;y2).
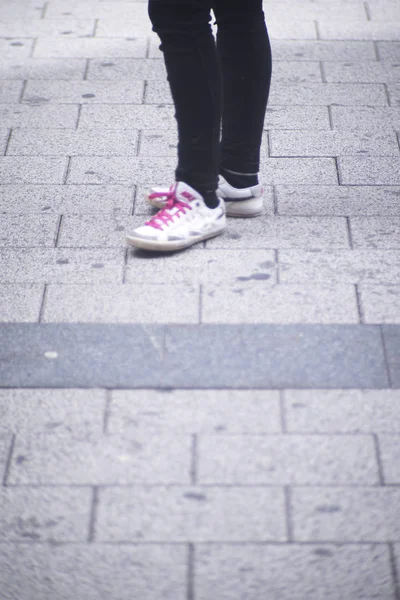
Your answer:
0;324;398;389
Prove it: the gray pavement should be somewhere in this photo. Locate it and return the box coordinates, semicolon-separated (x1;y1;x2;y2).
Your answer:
1;0;400;597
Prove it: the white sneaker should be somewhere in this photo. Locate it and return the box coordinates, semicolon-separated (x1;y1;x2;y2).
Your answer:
126;181;226;252
146;175;263;218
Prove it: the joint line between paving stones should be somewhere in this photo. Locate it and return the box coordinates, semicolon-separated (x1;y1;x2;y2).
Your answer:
38;284;48;323
122;247;129;283
279;390;287;433
373;434;385;485
334;156;341;185
18;80;27;104
41;2;48;18
314;20;320;41
284;486;294;542
136;130;143;157
76;105;82;130
54;215;63;247
145;39;152;60
198;285;203;325
103;390;112;434
142;81;148;104
397;132;400;153
364;1;371;21
272;185;278;216
131;186;137;216
319;61;326;84
275;249;280;283
4;130;13;156
30;38;38;58
383;83;391;107
374;41;380;61
327;105;334;130
187;543;195;600
389;543;400;600
93;19;99;38
63;156;72;184
346;217;353;249
266;130;271;158
83;60;90;81
88;487;99;542
2;435;15;487
191;435;198;485
354;285;365;324
380;326;393;388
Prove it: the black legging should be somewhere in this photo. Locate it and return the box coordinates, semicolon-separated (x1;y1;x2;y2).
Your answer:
148;0;272;196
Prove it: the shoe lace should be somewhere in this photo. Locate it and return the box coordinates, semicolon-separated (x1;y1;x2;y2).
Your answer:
145;190;192;231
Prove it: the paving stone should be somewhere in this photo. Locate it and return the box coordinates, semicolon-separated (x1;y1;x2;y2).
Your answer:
0;104;79;128
8;129;139;156
0;129;10;154
276;185;400;216
43;284;199;323
0;38;34;59
258;158;338;184
0;487;91;542
205;216;349;249
284;389;400;432
0;81;24;103
0;435;12;483
266;19;317;40
0;185;134;214
108;389;282;434
87;58;166;80
0;157;67;184
387;82;400;106
125;249;277;285
0;248;124;283
45;1;149;20
58;214;139;246
0;544;186;600
291;487;400;542
95;19;154;37
197;434;379;484
279;250;400;284
369;2;400;21
360;285;400;324
201;283;358;324
0;3;44;19
0;214;59;247
323;61;400;83
269;82;387;106
23;80;144;104
67;156;175;185
272;40;376;61
0;58;86;79
96;486;286;542
270;130;399;157
377;435;400;483
319;20;400;40
8;432;191;485
339;157;400;185
377;41;400;61
0;388;105;436
265;106;331;130
79;104;174;129
350;217;400;249
134;183;275;216
195;544;393;600
0;18;96;37
0;284;43;322
267;3;367;21
34;37;147;58
271;61;323;83
381;325;400;388
331;106;400;131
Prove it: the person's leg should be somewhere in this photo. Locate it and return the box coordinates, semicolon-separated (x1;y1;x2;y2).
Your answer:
214;0;272;188
148;0;221;207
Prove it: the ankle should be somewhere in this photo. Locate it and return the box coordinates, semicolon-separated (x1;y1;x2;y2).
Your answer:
221;168;259;189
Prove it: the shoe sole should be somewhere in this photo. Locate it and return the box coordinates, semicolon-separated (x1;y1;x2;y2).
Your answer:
146;193;262;217
126;225;225;252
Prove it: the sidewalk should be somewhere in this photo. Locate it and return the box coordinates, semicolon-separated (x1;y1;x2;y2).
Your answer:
0;0;400;597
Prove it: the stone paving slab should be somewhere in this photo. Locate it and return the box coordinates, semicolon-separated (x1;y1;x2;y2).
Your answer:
270;130;400;157
0;544;187;600
43;284;200;323
78;104;174;130
0;248;124;284
338;156;400;185
22;80;145;104
0;284;43;323
197;434;379;484
8;432;191;485
108;389;282;434
349;217;400;249
58;214;139;246
96;486;286;542
360;285;400;324
323;61;400;84
0;157;67;184
0;3;44;19
376;435;400;483
331;106;400;131
34;37;148;58
0;185;134;214
87;58;167;80
0;324;391;388
0;38;34;59
0;434;12;483
201;283;359;324
381;326;400;388
319;20;400;40
284;389;400;433
271;40;376;61
377;41;400;61
0;18;96;37
0;388;105;435
0;81;24;103
269;82;388;106
279;250;400;284
276;185;400;216
291;487;400;542
195;544;394;600
0;104;79;128
8;129;139;156
0;58;87;79
0;214;59;247
0;487;92;542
